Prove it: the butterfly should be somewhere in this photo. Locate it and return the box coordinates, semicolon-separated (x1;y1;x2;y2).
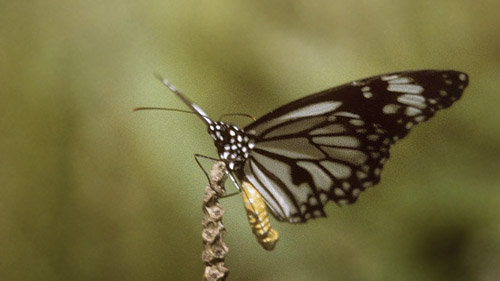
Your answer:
138;70;468;249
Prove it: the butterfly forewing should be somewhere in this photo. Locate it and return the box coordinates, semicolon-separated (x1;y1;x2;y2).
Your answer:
245;70;468;139
243;70;468;223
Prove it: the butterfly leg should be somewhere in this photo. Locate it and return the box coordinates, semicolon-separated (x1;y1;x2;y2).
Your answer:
194;153;219;182
194;154;240;198
218;172;242;198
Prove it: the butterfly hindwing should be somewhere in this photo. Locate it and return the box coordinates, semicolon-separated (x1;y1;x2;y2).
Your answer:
243;114;391;223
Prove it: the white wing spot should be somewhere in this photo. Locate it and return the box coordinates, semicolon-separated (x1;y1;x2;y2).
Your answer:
361;86;373;98
381;74;399;81
388;77;412;84
320;193;328;204
363;92;373;99
428;99;437;104
309;197;318;206
388;84;424;95
362;181;374;188
337;199;349;205
459;73;467;81
439;90;448;96
405;122;414;129
300;205;307;213
405;107;422;117
414;116;426;122
445;80;453;85
370;152;380;159
356;171;367;180
383;104;400;114
361;165;370;172
349;119;365;126
342;181;350;190
367;134;379;141
334;188;345;196
352;188;361;197
397;94;427;109
334;112;361;119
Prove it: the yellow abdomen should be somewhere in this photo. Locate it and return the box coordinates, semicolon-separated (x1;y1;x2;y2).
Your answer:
241;180;279;251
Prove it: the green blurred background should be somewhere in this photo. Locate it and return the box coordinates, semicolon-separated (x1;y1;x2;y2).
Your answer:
1;1;500;280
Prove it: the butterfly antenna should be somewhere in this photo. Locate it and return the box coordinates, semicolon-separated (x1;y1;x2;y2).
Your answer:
218;113;256;122
154;74;214;126
132;107;212;120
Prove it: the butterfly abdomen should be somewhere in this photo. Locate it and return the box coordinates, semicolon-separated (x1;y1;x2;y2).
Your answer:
241;180;279;251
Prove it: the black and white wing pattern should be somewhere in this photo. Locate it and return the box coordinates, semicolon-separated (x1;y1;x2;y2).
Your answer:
242;70;469;223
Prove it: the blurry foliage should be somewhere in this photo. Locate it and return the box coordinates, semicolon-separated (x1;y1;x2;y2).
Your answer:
1;0;499;280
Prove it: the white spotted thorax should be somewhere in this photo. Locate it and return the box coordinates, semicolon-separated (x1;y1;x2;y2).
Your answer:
208;122;253;171
150;70;468;225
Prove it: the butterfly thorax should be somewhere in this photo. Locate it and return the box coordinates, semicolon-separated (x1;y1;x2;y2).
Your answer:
208;121;254;171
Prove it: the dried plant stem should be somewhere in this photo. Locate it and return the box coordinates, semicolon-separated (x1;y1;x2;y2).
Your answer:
201;162;229;281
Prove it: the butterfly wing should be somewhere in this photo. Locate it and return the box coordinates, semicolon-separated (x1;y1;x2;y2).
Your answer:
242;70;469;223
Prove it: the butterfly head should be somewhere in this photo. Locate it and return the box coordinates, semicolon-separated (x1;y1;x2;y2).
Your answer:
208;121;253;171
